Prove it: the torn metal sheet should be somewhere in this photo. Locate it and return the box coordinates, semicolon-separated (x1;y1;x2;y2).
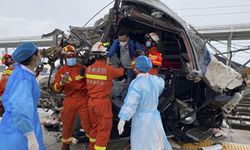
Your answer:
198;46;242;90
205;55;243;90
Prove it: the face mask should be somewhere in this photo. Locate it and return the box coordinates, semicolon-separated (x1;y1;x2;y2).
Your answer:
66;58;77;66
146;41;152;48
120;41;127;47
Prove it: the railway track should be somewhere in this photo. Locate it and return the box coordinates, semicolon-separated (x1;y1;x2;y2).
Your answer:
226;94;250;130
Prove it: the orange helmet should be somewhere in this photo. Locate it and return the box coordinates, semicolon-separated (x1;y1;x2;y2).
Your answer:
62;45;76;58
148;51;162;67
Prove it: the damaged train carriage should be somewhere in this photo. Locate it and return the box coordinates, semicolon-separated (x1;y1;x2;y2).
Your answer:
41;0;244;143
97;0;244;142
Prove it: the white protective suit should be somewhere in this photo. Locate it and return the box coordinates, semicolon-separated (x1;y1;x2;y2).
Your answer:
118;73;172;150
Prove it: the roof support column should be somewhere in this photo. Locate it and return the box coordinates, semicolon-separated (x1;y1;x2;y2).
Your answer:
5;48;8;54
227;31;233;66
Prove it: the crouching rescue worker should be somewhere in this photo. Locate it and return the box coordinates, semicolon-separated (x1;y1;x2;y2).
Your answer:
52;45;90;150
118;56;172;150
0;54;15;117
86;42;124;150
0;42;46;150
145;32;163;75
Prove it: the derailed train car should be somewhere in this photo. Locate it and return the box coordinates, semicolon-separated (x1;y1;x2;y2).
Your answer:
41;0;245;143
98;0;244;142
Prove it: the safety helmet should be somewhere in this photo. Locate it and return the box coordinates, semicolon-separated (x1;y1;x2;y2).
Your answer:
4;54;11;59
2;54;14;66
62;45;76;58
91;42;108;56
146;32;160;43
148;51;162;67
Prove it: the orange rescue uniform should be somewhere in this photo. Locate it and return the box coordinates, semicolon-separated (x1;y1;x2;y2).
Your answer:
86;60;124;150
0;66;15;116
147;46;162;75
52;64;90;144
149;67;158;75
147;45;158;54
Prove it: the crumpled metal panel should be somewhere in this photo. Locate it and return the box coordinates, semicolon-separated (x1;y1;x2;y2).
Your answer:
186;29;206;68
205;55;243;90
125;0;188;28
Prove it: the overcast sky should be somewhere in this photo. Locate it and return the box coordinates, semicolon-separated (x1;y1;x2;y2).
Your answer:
1;0;250;38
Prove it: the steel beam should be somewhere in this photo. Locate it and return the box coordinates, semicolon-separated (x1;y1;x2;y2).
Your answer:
196;24;250;41
0;36;53;49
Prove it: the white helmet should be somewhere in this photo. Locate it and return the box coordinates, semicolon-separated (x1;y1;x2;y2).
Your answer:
91;42;107;55
147;32;160;43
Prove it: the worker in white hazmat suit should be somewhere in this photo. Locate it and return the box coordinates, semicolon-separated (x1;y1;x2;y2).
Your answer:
117;56;172;150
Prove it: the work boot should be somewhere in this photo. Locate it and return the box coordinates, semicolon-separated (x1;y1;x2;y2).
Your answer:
61;143;70;150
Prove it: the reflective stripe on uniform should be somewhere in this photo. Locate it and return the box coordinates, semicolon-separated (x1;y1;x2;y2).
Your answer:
89;137;96;142
152;61;161;65
3;70;13;75
131;61;135;65
54;83;60;92
94;145;106;150
75;75;85;80
86;74;107;80
61;137;72;143
149;55;158;59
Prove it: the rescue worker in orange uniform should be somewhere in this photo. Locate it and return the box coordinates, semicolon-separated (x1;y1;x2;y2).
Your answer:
145;32;163;75
148;51;163;75
86;42;124;150
0;54;15;117
52;45;90;150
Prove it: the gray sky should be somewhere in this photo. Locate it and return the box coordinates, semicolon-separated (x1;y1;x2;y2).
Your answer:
1;0;250;38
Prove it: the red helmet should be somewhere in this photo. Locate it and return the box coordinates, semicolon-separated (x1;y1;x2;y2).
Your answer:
62;45;76;58
2;54;14;66
148;51;162;67
4;54;11;59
